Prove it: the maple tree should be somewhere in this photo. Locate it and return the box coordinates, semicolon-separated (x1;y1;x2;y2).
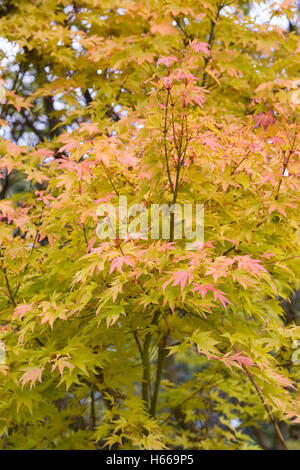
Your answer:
0;0;300;450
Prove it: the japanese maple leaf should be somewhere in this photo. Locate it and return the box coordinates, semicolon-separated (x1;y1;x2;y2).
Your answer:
213;290;232;310
268;201;297;218
161;76;173;88
58;137;81;153
32;148;54;160
150;22;176;35
58;158;94;180
94;193;115;203
205;258;234;282
191;241;214;252
86;237;96;253
253;111;275;130
230;352;255;368
91;140;113;167
35;191;55;209
158;241;176;253
117;150;139;168
172;69;200;84
259;169;277;186
234;256;267;278
190;40;210;56
157;55;178;67
221;352;255;370
12;304;32;320
0;200;15;223
200;133;221;151
51;357;75;376
163;270;193;291
270;136;285;146
78;122;99;136
75;160;94;180
109;256;135;275
0;158;15;176
184;86;207;108
193;283;216;298
191;92;206;108
20;368;43;390
265;367;295;389
171;270;194;291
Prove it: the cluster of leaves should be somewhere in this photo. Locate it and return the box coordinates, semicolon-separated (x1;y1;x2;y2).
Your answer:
0;0;300;450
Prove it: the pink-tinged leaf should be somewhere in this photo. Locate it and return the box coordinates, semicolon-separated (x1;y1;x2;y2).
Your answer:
94;194;115;203
158;241;176;253
0;200;15;223
5;141;23;155
192;240;214;251
191;93;206;108
205;258;234;282
20;368;43;390
78;122;99;135
157;55;178;67
234;256;267;278
172;69;200;84
161;76;174;88
268;202;296;218
87;237;96;253
262;250;275;259
33;148;54;160
51;357;75;376
215;351;256;371
190;40;210;56
213;290;232;309
271;397;288;413
35;191;55;209
172;270;193;291
12;304;32;320
109;256;135;275
0;158;14;176
150;22;176;35
259;170;277;186
265;367;295;389
117;151;139;168
58;137;81;153
200;132;221;151
193;283;216;298
253;111;276;130
270;136;285;146
183;86;207;108
228;352;255;368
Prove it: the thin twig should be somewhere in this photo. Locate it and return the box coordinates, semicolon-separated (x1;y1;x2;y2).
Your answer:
242;364;289;450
